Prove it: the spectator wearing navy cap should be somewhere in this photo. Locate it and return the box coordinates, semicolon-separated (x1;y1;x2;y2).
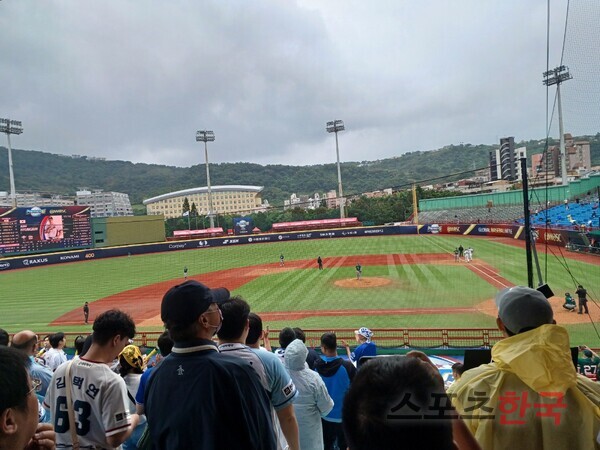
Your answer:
448;286;600;450
144;280;276;450
342;327;377;367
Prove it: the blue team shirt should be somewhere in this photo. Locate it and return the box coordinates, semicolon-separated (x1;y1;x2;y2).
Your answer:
350;341;377;364
251;347;297;410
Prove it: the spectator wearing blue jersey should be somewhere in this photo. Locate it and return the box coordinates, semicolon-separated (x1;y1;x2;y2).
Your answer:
342;327;377;366
10;330;53;423
315;332;356;450
135;331;173;415
10;331;53;400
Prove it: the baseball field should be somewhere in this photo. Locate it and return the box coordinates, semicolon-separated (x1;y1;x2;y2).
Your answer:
0;234;598;344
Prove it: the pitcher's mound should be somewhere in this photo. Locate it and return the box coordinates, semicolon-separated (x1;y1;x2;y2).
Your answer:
335;277;392;288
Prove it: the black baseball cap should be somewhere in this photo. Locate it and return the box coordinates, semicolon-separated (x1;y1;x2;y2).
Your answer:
161;280;230;326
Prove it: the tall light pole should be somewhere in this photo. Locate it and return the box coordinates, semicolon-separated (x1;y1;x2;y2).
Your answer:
326;120;345;219
543;66;572;186
0;118;23;208
196;130;216;228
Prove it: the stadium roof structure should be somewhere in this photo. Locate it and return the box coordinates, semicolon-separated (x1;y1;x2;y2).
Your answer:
143;185;264;205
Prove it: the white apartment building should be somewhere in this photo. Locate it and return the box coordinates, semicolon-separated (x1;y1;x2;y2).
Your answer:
76;189;133;218
0;191;74;207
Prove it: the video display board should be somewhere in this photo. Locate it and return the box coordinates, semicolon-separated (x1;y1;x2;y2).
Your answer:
0;206;92;256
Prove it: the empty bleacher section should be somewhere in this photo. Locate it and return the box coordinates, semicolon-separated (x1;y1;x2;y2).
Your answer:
418;205;525;224
270;217;361;232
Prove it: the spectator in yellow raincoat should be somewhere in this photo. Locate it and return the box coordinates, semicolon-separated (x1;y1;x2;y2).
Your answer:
448;286;600;450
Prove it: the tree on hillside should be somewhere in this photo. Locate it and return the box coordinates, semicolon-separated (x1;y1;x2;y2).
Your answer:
190;202;198;216
182;197;190;214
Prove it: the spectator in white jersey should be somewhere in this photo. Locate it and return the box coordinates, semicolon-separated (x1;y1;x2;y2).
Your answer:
43;309;140;449
43;333;67;372
217;297;300;450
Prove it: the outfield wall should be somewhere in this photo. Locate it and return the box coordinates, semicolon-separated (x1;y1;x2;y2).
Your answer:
0;223;585;272
92;215;165;247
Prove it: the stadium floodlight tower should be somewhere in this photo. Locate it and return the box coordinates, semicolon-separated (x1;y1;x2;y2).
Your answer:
326;119;346;219
0;118;23;208
543;65;572;186
196;130;216;228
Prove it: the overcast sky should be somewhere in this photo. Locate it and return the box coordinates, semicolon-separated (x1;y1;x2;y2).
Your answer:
1;1;597;167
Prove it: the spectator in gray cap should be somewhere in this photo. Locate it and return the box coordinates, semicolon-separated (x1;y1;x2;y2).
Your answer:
448;286;600;450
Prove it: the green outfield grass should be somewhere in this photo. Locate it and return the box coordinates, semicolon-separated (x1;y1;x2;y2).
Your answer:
0;235;597;344
238;265;495;312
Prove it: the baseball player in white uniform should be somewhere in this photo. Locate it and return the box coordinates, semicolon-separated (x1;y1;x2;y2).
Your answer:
464;247;473;262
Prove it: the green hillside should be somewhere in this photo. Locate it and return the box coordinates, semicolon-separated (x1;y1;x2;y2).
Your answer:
1;134;598;207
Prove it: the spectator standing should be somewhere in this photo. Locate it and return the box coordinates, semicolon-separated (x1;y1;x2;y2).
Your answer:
285;339;334;450
73;335;86;355
452;362;465;382
343;354;481;450
274;327;297;364
576;285;589;314
342;327;377;366
293;327;321;370
217;297;300;450
44;333;67;371
10;330;53;401
0;346;56;450
314;332;357;450
119;344;147;450
246;312;272;352
37;335;50;360
135;331;174;415
448;286;600;450
43;309;140;449
144;280;276;450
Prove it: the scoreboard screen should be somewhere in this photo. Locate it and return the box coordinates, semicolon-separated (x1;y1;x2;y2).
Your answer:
0;206;92;256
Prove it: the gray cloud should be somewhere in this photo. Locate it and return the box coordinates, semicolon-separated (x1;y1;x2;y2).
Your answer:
0;0;596;169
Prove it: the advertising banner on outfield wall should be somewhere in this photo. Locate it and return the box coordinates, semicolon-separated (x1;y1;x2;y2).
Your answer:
233;217;253;235
1;223;582;272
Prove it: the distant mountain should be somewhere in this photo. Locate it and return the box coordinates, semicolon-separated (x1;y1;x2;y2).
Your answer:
1;134;598;207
